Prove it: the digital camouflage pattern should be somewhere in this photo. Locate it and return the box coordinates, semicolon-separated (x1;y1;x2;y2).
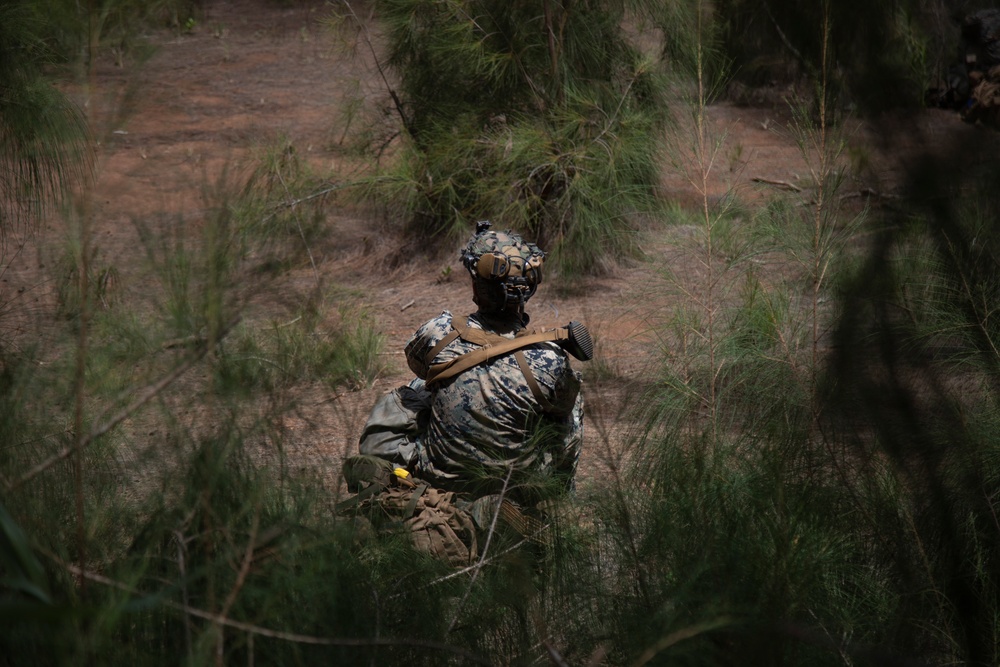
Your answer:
405;310;583;500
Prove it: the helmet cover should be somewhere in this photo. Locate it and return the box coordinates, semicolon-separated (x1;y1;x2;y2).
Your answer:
461;222;545;312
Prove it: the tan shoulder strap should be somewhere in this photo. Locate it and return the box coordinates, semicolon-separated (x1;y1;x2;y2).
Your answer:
424;324;570;387
423;327;462;367
514;350;555;411
453;324;509;347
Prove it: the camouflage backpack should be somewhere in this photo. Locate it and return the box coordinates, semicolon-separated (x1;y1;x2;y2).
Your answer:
338;455;479;566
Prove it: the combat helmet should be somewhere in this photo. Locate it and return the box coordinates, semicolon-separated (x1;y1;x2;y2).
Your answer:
461;221;545;316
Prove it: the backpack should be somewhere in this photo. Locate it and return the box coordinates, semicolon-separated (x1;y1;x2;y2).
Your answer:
338;455;479;566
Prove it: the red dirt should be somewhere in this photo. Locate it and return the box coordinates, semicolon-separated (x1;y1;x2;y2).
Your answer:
2;0;990;494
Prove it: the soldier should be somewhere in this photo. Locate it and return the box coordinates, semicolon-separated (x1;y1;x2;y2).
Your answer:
359;221;586;508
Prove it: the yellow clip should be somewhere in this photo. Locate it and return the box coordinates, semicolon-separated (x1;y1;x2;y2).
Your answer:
393;467;416;489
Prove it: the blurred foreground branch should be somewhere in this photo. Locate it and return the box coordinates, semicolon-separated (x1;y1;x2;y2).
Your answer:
54;557;489;665
8;316;243;492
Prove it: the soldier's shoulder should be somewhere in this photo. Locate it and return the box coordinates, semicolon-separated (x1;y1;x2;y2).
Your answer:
529;340;571;359
413;310;454;336
428;310;454;326
405;311;457;375
524;342;574;373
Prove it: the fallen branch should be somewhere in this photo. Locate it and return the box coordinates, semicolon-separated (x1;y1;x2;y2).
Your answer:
161;333;206;350
838;188;901;201
751;177;802;192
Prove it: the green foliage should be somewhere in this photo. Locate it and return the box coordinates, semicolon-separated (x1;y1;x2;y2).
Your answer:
819;146;1000;665
584;154;1000;664
52;243;121;323
653;0;729;89
597;430;883;665
28;0;201;62
7;166;1000;665
134;208;237;342
214;306;389;395
0;2;91;246
0;501;53;610
710;0;960;112
236;137;331;258
5;4;1000;666
359;0;671;273
0;377;475;665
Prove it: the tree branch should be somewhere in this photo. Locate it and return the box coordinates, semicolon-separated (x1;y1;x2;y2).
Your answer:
54;558;490;665
9;315;242;491
339;1;412;137
446;464;514;634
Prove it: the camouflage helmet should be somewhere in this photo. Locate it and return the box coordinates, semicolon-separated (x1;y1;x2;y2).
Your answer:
461;221;545;313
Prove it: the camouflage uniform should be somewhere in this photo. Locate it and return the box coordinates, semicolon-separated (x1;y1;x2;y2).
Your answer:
405;310;584;500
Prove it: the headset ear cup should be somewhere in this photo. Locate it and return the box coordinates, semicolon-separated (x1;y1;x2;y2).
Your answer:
526;266;542;286
564;321;594;361
477;252;509;280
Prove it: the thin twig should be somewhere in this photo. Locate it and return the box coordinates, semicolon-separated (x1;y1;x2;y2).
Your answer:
259;182;351;226
219;509;261;621
838;188;900;201
212;509;262;667
260;177;404;225
761;0;806;65
0;430;73;452
52;558;490;665
370;586;381;667
387;535;538;599
274;163;319;280
174;531;194;659
446;465;515;634
73;189;92;592
339;1;411;135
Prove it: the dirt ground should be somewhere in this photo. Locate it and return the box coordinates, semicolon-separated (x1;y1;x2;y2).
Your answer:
4;0;992;493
